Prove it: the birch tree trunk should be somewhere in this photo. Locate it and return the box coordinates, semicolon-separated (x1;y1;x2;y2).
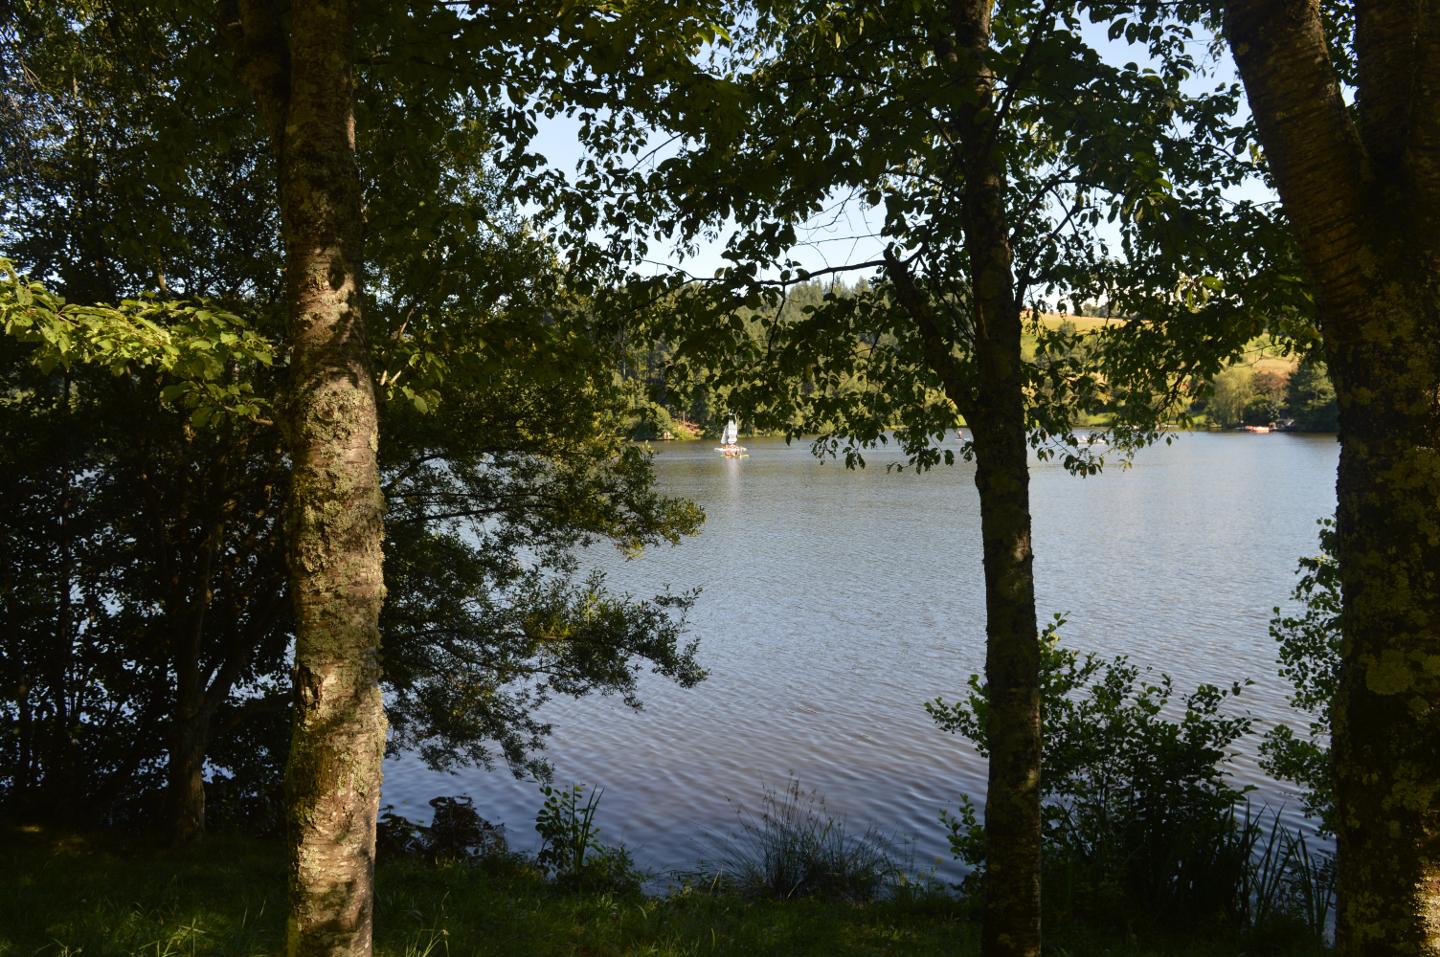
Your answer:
1223;3;1440;952
227;0;387;953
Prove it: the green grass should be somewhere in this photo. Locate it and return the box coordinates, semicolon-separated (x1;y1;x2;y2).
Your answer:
1;824;970;957
0;824;1328;956
1;825;281;956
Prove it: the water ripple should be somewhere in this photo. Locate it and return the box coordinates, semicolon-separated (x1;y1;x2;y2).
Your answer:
383;432;1339;882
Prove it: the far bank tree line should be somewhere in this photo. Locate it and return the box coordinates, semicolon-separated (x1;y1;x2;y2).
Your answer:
618;292;1340;437
2;3;1437;957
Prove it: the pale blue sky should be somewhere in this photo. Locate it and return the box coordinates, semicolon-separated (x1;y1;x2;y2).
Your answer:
526;16;1277;285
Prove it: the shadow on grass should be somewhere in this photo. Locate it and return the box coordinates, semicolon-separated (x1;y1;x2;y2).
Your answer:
1;821;972;957
2;821;1329;956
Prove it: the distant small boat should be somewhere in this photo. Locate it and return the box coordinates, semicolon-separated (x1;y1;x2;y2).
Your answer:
1243;425;1272;434
716;417;747;457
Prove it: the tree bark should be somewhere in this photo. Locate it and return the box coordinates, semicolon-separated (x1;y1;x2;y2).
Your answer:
968;408;1042;957
886;2;1043;952
228;0;387;953
951;2;1042;954
1224;2;1440;953
169;504;223;844
280;3;387;954
169;709;208;844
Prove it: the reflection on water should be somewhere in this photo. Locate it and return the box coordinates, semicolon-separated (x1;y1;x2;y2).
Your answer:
383;432;1339;882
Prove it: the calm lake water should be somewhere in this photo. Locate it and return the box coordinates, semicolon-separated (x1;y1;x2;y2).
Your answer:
383;431;1340;881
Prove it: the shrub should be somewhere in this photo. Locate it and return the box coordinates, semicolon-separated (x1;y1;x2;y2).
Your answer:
428;795;508;860
376;794;512;865
930;617;1336;942
928;616;1254;926
1261;519;1339;833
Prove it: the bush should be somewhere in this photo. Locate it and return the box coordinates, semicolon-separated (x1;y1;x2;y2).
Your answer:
929;617;1335;942
705;778;904;902
929;617;1255;926
1261;519;1340;832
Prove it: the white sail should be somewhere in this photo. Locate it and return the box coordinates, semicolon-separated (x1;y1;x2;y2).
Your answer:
722;418;738;445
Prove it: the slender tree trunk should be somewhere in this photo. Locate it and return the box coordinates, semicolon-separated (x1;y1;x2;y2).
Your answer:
1224;3;1440;952
171;590;207;842
968;411;1042;957
229;0;387;952
1;545;34;796
953;2;1041;954
50;375;80;817
18;680;33;796
170;511;222;844
887;4;1043;951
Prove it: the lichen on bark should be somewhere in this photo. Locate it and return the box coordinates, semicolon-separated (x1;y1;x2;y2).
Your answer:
227;0;389;954
1223;3;1440;951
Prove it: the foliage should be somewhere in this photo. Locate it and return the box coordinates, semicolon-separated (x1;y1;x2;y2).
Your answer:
380;404;706;779
1284;356;1339;432
1242;368;1291;426
705;778;903;903
0;320;290;824
1197;356;1333;430
1261;520;1340;833
928;617;1257;926
534;783;639;892
573;0;1291;474
0;279;706;826
1205;365;1255;427
0;260;276;425
0;2;709;833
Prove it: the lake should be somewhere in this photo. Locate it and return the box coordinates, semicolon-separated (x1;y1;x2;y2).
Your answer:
383;431;1340;882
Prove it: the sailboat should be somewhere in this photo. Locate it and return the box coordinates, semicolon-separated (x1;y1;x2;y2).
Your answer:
716;417;747;457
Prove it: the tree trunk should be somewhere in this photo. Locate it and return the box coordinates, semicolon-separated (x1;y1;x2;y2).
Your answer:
228;0;388;952
968;411;1042;957
279;2;387;953
1328;287;1440;955
168;706;208;845
169;509;223;844
50;375;81;818
953;2;1042;954
1224;3;1440;952
886;3;1043;951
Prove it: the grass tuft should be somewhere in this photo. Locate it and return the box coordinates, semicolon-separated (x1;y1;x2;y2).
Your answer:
699;778;907;902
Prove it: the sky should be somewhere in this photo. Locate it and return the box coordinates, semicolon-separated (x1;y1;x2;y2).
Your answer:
522;13;1278;288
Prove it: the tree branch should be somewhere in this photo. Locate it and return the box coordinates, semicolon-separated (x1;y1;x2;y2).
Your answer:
882;247;975;416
